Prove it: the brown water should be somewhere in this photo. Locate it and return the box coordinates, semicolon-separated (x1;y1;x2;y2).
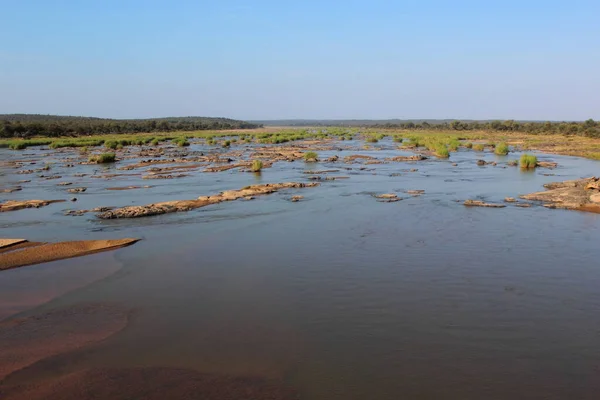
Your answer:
1;139;600;399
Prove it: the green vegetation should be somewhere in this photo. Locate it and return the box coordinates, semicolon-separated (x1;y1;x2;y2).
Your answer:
89;153;116;163
495;142;509;155
473;143;485;151
464;142;473;148
435;146;450;158
447;139;461;152
9;142;27;150
251;160;263;172
507;159;518;166
0;114;261;139
304;151;318;161
366;136;379;143
222;140;231;148
151;138;159;146
105;140;118;150
520;154;538;169
174;138;190;147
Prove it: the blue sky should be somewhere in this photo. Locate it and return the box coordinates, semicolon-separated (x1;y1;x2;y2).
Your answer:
1;0;598;120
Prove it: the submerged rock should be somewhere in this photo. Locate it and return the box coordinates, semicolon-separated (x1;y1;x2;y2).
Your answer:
504;197;517;203
67;187;87;193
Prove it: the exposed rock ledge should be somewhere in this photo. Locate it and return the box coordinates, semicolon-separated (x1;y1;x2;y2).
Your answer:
520;177;600;213
97;182;319;219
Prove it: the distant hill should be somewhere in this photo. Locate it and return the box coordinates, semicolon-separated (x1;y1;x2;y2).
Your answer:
0;114;261;138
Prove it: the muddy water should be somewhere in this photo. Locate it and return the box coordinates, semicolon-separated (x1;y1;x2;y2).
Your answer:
1;139;600;399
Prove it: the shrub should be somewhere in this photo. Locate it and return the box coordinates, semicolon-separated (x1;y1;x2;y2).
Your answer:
304;151;318;161
251;160;263;172
495;142;509;155
520;154;538;169
89;153;116;163
473;143;485;151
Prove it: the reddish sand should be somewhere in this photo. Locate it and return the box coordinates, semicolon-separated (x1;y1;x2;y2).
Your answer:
0;304;129;381
0;367;298;400
0;239;139;271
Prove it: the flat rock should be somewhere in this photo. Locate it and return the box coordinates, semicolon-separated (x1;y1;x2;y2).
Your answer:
0;199;66;212
97;182;319;219
67;187;87;193
521;177;599;211
464;200;506;208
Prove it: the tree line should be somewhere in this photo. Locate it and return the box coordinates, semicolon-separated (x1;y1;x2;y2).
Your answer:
0;115;262;138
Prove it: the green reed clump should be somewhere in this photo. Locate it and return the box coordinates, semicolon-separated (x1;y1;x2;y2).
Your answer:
435;146;450;158
464;142;473;149
447;139;461;152
520;154;538;169
175;138;189;147
116;143;124;150
495;142;509;155
473;143;485;151
393;136;403;143
366;136;379;143
222;140;231;148
507;159;518;166
89;153;116;163
9;142;27;150
304;151;318;161
151;138;159;146
251;159;263;172
105;140;118;150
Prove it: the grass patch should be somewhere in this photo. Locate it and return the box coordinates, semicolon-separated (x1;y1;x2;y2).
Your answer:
175;138;190;147
520;154;538;169
473;143;485;151
9;142;27;150
222;140;231;148
89;153;116;163
366;136;379;143
464;142;473;149
495;142;509;155
304;151;318;162
251;160;263;172
435;146;450;158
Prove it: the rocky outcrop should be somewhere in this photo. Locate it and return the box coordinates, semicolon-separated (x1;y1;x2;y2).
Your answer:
97;182;319;219
385;155;427;162
0;199;65;212
520;177;600;213
464;200;506;208
67;187;87;193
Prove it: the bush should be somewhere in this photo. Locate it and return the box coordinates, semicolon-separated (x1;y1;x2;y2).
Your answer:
89;153;116;163
304;151;318;161
520;154;538;169
435;146;450;158
251;160;263;172
473;143;485;151
495;142;509;155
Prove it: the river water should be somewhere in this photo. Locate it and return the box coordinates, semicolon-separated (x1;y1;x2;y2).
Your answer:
1;139;599;399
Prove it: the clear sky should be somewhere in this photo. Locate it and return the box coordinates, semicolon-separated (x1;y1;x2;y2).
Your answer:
1;0;598;120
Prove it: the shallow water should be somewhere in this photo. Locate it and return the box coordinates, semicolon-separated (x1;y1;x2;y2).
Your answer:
1;139;600;399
